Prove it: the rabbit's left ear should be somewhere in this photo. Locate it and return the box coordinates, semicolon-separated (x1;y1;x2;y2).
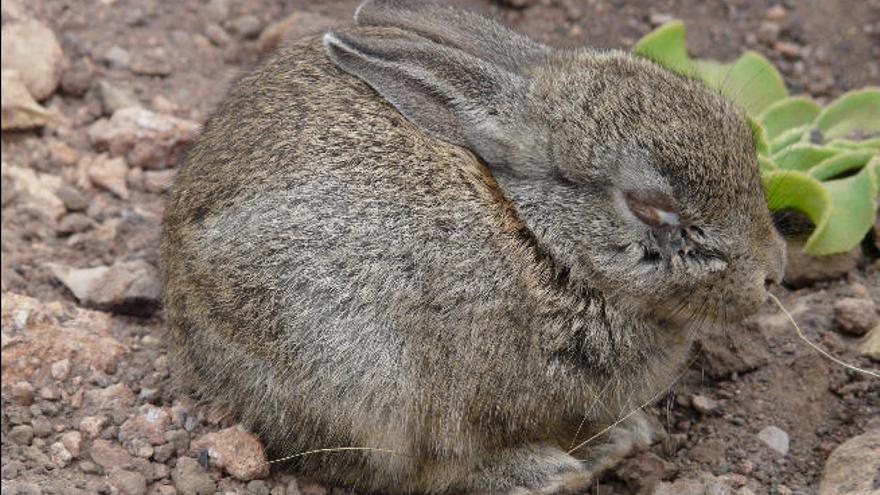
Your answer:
324;28;546;176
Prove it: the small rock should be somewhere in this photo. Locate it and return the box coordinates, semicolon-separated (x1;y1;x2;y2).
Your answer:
152;442;176;463
258;11;340;53
248;480;271;495
87;154;130;199
205;23;231;46
96;80;140;115
90;439;134;471
103;45;131;69
130;53;172;77
861;325;880;361
88;106;200;169
774;41;801;59
56;212;94;235
649;13;676;27
766;5;787;20
2;461;20;479
757;425;789;456
61;431;82;457
653;472;736;495
690;394;718;414
60;57;95;96
79;415;108;438
1;19;64;100
83;383;136;411
833;297;878;336
229;15;262;39
617;451;677;493
205;0;231;22
142;169;176;193
9;424;34;445
11;381;35;405
819;429;880;495
47;140;80;168
120;405;171;445
192;425;269;481
1;69;52;129
49;441;73;467
32;416;53;437
172;457;216;495
757;21;780;45
109;469;148;495
49;358;71;380
51;260;162;316
164;429;190;454
55;185;88;211
783;239;858;288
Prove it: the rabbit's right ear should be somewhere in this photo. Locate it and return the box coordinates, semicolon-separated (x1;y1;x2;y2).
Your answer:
324;28;548;176
353;0;548;73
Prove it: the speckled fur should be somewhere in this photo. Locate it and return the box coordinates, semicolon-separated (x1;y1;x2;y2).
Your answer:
160;1;785;493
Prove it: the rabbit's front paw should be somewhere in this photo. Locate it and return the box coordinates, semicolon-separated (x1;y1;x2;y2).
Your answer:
459;444;591;495
577;411;653;478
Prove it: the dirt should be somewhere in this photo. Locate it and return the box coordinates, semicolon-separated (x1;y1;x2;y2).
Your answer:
2;1;879;494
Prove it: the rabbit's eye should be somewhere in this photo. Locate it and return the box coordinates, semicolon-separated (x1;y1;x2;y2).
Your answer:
624;189;679;228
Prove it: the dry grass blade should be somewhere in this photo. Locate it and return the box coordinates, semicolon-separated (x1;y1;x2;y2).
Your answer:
768;293;879;379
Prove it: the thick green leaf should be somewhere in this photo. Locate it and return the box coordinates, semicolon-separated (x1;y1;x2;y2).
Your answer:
805;164;879;255
772;144;838;171
758;97;821;140
749;116;770;156
632;21;694;74
815;87;880;139
763;170;829;229
809;151;876;181
716;51;788;114
828;138;880;152
758;156;777;173
769;125;811;154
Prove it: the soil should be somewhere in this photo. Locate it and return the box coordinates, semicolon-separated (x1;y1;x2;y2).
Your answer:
2;1;879;495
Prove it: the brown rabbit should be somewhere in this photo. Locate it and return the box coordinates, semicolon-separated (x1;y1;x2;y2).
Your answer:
160;1;786;493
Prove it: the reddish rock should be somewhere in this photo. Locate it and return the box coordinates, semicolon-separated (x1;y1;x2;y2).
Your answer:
1;18;64;100
834;297;878;336
51;260;162;316
192;425;269;481
120;405;171;445
88;107;199;169
1;293;124;385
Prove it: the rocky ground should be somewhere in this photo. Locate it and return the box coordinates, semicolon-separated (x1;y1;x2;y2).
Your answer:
2;0;879;494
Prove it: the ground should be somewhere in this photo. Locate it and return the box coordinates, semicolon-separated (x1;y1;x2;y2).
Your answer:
1;1;879;494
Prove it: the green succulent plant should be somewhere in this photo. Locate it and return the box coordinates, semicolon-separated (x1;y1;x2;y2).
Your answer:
634;21;880;256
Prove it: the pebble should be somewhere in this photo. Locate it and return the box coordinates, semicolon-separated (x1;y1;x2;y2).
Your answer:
757;425;790;456
229;15;262;39
104;45;131;69
47;140;80;168
1;461;20;480
833;297;878;336
248;480;271;495
1;69;53;129
9;425;34;445
51;259;162;316
205;23;232;46
773;41;801;59
1;18;64;100
90;439;134;471
61;431;82;457
55;185;88;211
193;425;269;481
56;212;94;235
11;381;35;405
819;429;880;494
88;106;200;169
766;5;787;21
205;0;231;22
165;429;191;454
120;405;171;445
109;468;148;495
172;457;216;495
49;441;73;467
96;79;140;115
690;394;718;414
60;57;95;96
142;169;177;193
649;13;676;27
80;415;108;438
32;416;53;437
87;154;130;199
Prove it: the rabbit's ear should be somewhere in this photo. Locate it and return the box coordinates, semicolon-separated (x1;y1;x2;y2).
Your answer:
353;0;547;73
324;28;544;173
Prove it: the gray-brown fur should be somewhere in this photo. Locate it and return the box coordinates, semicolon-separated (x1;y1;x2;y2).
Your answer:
160;1;785;493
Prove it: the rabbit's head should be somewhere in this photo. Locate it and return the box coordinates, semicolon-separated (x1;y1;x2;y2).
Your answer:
326;0;785;324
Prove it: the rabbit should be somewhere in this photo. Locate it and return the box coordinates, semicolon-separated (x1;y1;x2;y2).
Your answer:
160;0;786;493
